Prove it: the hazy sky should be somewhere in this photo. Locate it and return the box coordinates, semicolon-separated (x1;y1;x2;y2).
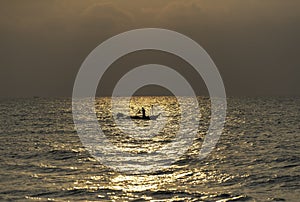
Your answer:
1;0;300;97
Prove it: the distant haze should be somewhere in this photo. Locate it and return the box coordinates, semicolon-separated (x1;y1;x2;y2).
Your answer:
1;0;300;97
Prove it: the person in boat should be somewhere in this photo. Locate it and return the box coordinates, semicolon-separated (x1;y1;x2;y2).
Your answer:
141;107;146;119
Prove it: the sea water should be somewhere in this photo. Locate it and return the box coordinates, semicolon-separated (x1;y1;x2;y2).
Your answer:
0;97;299;201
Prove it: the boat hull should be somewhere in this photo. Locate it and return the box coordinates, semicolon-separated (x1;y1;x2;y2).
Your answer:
130;116;151;120
129;115;159;120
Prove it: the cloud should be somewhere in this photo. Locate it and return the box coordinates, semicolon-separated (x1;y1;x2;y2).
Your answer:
156;1;204;27
79;3;134;33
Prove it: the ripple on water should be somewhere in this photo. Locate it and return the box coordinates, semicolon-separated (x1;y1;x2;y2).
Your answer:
0;97;299;201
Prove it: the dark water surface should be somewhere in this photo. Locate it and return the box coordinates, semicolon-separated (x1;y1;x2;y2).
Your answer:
0;97;299;201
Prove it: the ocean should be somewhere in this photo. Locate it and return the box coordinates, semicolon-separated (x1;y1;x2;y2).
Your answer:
0;97;299;201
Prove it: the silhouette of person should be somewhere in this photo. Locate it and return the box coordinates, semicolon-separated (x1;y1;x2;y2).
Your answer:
142;107;146;118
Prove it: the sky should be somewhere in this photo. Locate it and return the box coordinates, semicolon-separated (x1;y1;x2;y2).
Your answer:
0;0;300;97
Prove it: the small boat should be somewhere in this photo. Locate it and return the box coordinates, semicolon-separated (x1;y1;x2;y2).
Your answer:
130;114;160;120
116;106;161;120
130;115;151;120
